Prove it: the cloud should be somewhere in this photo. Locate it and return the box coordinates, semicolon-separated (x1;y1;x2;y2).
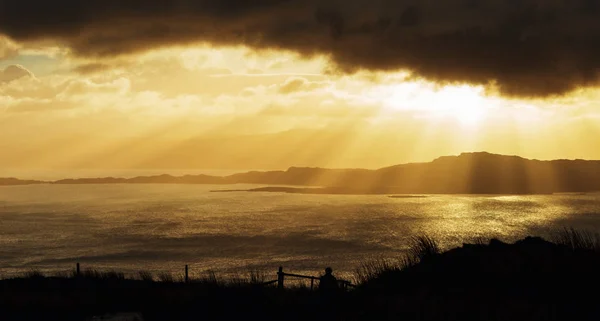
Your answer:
278;77;328;94
2;1;600;97
0;70;132;112
0;36;19;60
2;97;78;113
73;62;117;74
58;78;130;97
259;99;379;118
0;65;33;83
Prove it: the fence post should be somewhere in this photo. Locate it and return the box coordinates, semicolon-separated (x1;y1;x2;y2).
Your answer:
277;266;284;289
185;265;189;283
76;262;80;276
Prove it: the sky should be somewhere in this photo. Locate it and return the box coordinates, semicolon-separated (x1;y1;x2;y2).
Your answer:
1;0;600;173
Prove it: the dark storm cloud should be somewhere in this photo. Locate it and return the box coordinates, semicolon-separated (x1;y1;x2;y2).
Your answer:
72;63;116;74
1;0;600;97
0;36;19;60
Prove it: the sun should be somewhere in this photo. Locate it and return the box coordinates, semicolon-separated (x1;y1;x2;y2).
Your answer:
382;81;490;127
438;85;488;126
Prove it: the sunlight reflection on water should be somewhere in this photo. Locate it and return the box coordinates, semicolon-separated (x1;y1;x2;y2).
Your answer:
1;185;599;278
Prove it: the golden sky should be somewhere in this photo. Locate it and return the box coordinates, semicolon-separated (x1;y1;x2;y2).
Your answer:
1;1;600;171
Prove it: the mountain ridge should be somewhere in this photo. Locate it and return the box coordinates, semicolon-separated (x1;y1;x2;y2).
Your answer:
2;152;600;194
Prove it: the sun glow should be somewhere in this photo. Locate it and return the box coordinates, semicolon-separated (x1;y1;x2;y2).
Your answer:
3;42;600;171
382;81;492;126
435;85;488;126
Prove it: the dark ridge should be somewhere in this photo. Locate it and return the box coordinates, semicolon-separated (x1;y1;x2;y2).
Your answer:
2;152;600;194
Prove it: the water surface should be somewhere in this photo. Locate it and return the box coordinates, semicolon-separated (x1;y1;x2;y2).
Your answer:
1;184;599;279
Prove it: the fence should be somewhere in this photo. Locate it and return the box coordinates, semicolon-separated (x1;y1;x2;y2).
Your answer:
269;266;354;290
71;263;353;290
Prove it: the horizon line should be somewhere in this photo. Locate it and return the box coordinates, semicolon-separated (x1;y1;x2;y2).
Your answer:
3;151;600;182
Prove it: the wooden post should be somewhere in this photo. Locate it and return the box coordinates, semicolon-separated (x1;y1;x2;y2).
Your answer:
185;265;189;283
76;262;80;276
310;278;314;290
277;266;284;289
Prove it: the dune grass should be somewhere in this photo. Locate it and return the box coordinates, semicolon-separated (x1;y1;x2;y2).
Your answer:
353;234;442;284
353;258;402;284
22;269;45;279
551;227;600;251
8;267;275;288
4;229;600;321
138;270;154;282
77;269;126;280
406;235;441;264
6;228;600;287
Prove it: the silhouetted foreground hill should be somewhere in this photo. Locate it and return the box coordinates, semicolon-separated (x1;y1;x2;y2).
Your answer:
2;233;600;321
355;234;600;320
3;152;600;194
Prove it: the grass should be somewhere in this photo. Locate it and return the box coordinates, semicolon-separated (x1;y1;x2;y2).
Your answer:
4;230;600;321
22;269;45;279
6;268;274;287
551;227;600;251
156;272;187;283
406;235;441;264
77;269;126;280
4;228;597;288
248;269;267;284
138;270;154;282
351;228;600;286
8;234;459;287
352;234;441;285
200;270;221;285
353;258;402;285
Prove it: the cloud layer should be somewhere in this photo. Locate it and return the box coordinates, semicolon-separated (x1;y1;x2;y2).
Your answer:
2;1;600;97
0;65;33;83
2;44;600;170
0;36;19;60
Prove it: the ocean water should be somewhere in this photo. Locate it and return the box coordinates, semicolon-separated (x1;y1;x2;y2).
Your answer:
1;184;600;280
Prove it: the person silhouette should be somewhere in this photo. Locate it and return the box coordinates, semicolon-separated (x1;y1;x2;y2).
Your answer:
319;267;338;292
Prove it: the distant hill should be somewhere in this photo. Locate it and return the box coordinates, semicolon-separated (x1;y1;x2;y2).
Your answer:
0;178;45;186
238;152;600;194
3;152;600;194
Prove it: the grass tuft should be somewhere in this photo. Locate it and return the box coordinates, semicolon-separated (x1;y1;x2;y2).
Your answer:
353;258;402;285
200;270;222;285
551;227;600;251
23;269;45;279
248;269;267;285
77;269;125;280
157;272;175;283
406;235;441;264
353;235;441;285
138;270;154;282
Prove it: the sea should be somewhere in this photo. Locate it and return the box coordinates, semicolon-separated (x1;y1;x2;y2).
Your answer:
1;184;600;281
